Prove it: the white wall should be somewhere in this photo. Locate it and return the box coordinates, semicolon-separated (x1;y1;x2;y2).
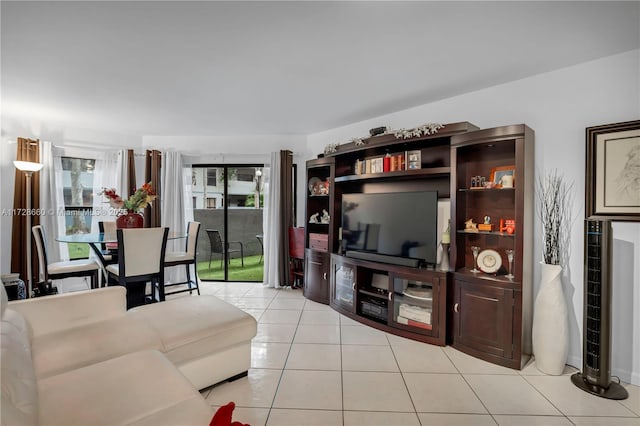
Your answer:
307;49;640;384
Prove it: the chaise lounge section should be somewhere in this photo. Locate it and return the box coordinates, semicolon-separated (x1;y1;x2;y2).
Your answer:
1;284;257;425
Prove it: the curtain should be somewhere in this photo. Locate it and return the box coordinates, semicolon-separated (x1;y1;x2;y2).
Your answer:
161;151;187;284
263;150;293;288
126;149;136;197
91;149;126;233
39;141;66;262
144;149;162;227
11;138;41;295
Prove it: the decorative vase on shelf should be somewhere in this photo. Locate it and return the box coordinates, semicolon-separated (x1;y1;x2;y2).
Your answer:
116;211;144;229
532;262;568;375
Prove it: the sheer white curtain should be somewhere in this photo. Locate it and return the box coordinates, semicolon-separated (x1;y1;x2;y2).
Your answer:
161;151;191;284
39;141;66;261
263;152;282;288
91;149;128;232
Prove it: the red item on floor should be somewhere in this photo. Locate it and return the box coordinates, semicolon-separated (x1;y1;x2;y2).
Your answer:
209;402;249;426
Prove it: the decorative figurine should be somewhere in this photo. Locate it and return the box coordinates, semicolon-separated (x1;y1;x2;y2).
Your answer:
309;213;319;223
465;218;479;232
320;209;330;224
478;215;493;232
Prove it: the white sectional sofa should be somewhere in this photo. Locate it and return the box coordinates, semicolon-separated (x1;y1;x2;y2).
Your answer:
1;285;257;425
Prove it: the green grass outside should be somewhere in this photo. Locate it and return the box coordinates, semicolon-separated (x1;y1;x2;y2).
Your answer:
196;254;263;281
68;243;90;260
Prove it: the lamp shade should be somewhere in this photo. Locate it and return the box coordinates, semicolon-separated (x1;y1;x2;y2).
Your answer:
13;161;43;172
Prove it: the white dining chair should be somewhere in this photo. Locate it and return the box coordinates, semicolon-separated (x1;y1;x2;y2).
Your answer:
32;225;101;294
161;221;201;297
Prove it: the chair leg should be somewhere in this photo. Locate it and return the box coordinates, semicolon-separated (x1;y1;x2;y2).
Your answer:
240;244;244;268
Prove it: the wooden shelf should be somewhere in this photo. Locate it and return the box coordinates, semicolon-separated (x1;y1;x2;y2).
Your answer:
458;187;516;193
359;288;389;300
456;230;515;237
335;167;450;183
454;267;520;285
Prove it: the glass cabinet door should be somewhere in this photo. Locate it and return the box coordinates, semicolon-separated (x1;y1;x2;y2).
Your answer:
391;276;436;335
333;261;356;312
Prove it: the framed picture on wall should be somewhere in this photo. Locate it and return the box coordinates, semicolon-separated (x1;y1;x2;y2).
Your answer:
586;119;640;221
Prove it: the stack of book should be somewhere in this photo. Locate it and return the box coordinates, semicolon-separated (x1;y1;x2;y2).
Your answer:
397;303;432;330
353;150;421;175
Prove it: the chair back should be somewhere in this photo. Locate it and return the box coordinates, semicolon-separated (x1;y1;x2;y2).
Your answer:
185;222;201;257
207;229;224;254
98;221;117;250
116;227;169;277
32;225;50;283
289;227;305;260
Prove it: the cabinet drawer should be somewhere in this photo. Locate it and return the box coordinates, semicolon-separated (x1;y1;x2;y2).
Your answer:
309;233;328;251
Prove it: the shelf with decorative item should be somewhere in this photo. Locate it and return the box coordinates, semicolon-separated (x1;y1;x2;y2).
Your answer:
334;167;450;183
456;230;516;237
458;187;516;193
454;267;519;285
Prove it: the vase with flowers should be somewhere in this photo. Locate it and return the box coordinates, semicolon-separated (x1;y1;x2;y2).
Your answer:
101;182;157;228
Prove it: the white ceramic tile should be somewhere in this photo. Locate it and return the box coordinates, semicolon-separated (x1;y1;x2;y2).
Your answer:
341;325;389;345
251;342;291;369
286;343;341;371
243;309;265;321
273;288;305;299
269;298;306;310
293;324;341;344
340;315;362;326
342;344;399;372
227;406;270;426
525;375;638;417
404;373;487;414
569;417;640;425
418;413;497;425
272;370;342;410
342;371;414;412
493;415;573;425
620;383;640;416
259;309;302;324
244;286;281;298
465;374;560;415
443;346;519;375
233;297;274;309
519;357;578;376
391;340;457;373
206;369;282;408
344;411;421;425
299;309;340;325
267;409;343;426
254;323;297;343
303;300;334;311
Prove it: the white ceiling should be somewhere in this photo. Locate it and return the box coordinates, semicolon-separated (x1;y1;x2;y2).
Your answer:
2;1;639;137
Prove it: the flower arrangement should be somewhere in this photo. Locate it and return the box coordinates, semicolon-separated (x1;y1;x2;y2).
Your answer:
101;182;157;213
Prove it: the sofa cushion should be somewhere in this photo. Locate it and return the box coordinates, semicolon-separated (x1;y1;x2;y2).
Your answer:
32;315;163;379
1;310;38;426
38;350;212;426
129;296;257;359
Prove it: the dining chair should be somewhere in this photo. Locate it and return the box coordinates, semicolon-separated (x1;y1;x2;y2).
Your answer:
32;225;100;294
106;227;169;309
161;221;201;297
206;229;244;269
289;227;305;288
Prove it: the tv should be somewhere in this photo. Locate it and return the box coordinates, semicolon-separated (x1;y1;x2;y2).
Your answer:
341;191;438;267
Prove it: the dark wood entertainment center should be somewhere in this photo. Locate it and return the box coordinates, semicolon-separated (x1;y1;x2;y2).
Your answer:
303;122;534;368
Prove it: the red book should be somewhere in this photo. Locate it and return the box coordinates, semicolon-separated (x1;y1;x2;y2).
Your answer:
396;315;432;330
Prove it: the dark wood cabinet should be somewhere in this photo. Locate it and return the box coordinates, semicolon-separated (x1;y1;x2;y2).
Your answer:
450;124;534;369
302;157;335;305
303;249;329;304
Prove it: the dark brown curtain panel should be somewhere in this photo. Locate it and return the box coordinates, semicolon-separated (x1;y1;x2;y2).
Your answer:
126;149;137;197
11;138;41;296
278;150;294;286
144;149;162;227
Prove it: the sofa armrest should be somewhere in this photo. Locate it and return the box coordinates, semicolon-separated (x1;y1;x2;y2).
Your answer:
8;287;127;338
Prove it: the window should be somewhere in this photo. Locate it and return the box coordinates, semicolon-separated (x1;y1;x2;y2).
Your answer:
206;197;217;209
192;170;197;186
61;157;96;259
206;169;217;186
235;167;255;182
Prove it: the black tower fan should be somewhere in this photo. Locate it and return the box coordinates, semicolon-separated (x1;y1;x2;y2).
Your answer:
571;219;628;399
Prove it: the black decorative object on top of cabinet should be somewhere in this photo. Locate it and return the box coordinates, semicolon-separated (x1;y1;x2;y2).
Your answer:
303;157;335;304
449;124;534;369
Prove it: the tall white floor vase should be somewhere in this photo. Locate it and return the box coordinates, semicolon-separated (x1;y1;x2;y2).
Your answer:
532;262;569;375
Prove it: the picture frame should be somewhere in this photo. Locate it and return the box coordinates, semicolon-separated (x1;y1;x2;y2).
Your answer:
489;165;516;186
586;120;640;221
406;150;421;170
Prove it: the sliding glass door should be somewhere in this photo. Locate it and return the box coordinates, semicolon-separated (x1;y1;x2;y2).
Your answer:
192;165;264;282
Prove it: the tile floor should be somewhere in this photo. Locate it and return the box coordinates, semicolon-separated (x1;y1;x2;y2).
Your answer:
193;281;640;426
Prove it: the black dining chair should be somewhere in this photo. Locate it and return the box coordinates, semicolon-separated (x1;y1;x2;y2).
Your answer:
160;221;201;297
206;229;244;269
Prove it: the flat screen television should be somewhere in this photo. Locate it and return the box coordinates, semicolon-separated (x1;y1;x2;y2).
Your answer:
341;191;438;267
